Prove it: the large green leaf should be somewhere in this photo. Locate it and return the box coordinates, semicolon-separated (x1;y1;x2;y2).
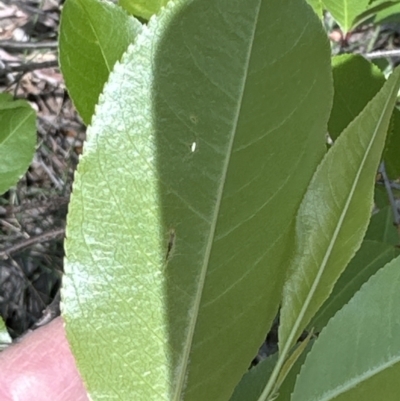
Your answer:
119;0;169;19
0;96;36;195
322;0;370;33
59;0;142;125
309;239;395;332
62;0;332;400
279;67;400;357
292;254;400;401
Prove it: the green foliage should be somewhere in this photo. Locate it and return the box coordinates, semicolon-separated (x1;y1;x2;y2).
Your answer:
306;0;400;32
309;240;395;332
329;54;400;178
119;0;169;19
384;108;400;178
62;0;333;399
374;1;400;23
366;206;399;245
328;54;385;141
0;94;36;195
58;0;400;400
59;0;142;125
231;341;314;401
306;0;324;17
322;0;370;33
292;254;400;401
279;66;400;351
0;316;11;351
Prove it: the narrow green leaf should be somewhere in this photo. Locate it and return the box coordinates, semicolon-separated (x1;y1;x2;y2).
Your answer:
369;0;400;5
383;108;400;178
119;0;169;19
230;341;314;401
328;55;399;176
59;0;142;124
230;354;279;401
309;240;395;332
279;67;400;353
62;0;332;399
273;331;313;398
328;54;385;141
353;1;400;26
306;0;324;17
292;254;400;401
0;316;11;351
366;206;399;245
322;0;370;33
374;1;400;22
274;341;314;401
0;97;36;195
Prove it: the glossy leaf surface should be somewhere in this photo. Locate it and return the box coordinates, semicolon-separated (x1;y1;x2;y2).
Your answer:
292;255;400;401
279;67;400;353
0;96;36;195
62;0;332;399
59;0;142;124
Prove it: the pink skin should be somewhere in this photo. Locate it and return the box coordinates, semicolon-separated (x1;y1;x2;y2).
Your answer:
0;318;89;401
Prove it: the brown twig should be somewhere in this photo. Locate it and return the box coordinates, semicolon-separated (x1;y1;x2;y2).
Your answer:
0;60;58;77
364;49;400;59
0;227;65;259
0;40;58;51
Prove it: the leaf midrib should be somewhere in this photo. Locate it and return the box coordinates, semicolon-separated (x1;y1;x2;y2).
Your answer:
171;2;262;399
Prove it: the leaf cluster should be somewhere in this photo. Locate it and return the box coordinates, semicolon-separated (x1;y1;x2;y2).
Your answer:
3;0;400;400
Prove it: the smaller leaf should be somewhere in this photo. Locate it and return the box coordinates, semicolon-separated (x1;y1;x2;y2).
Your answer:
308;240;395;332
273;331;313;399
306;0;324;18
322;0;370;33
230;340;315;401
354;0;400;26
374;1;400;23
329;54;385;141
0;97;36;195
230;353;279;401
374;185;389;208
279;66;400;352
365;206;399;245
0;316;11;351
119;0;169;19
292;254;400;401
383;108;400;178
59;0;142;124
